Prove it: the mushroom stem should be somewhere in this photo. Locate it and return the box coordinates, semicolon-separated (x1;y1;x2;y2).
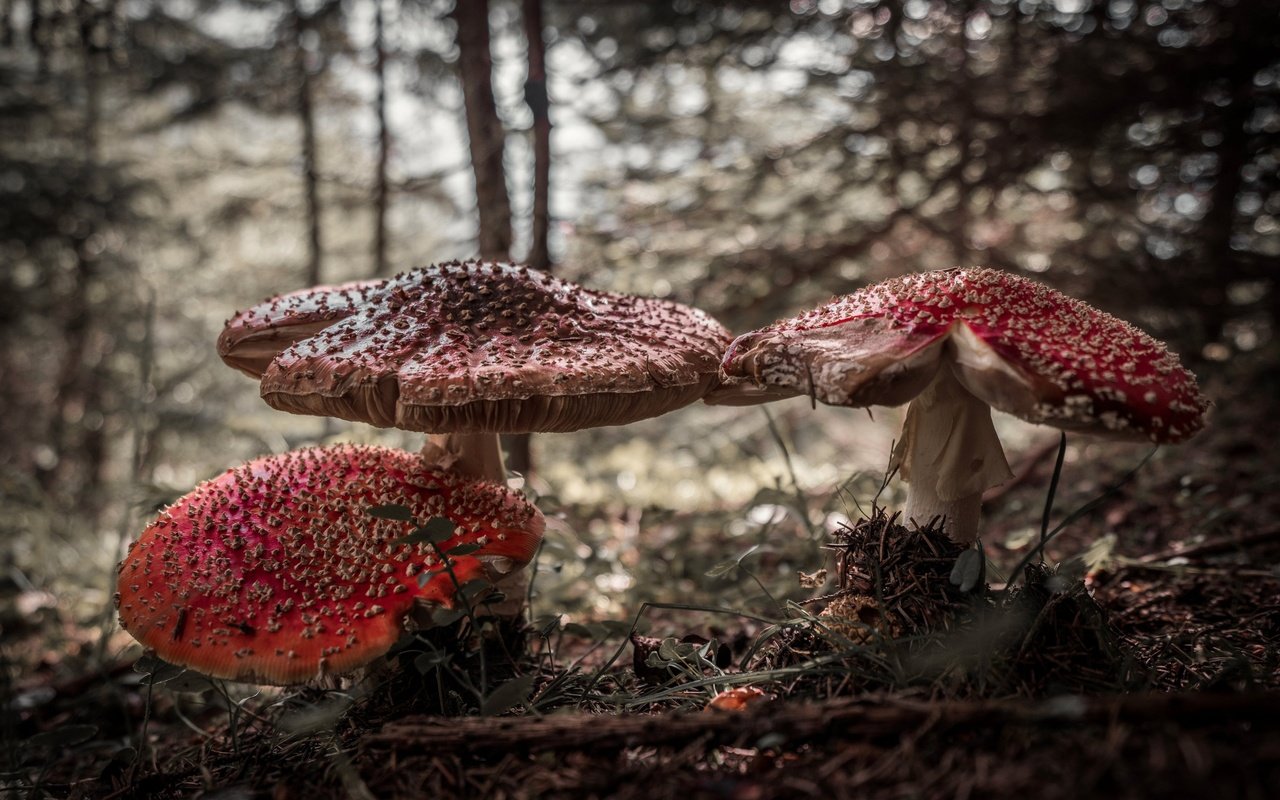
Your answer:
419;433;529;618
406;561;528;623
421;432;507;483
891;364;1013;544
481;563;530;618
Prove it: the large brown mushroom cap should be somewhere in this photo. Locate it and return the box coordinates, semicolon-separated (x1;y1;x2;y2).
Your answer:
115;444;544;685
722;268;1208;443
217;280;383;379
221;261;731;433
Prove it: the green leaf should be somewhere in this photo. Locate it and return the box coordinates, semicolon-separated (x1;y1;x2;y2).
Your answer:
136;656;186;685
392;517;455;545
598;619;634;638
459;578;493;600
645;652;670;669
1059;533;1117;581
707;545;764;578
429;606;467;627
26;724;98;750
413;650;451;673
368;504;414;522
705;559;740;579
532;614;562;637
950;549;985;594
481;673;537;716
445;542;482;556
657;638;696;661
562;622;596;638
160;670;217;694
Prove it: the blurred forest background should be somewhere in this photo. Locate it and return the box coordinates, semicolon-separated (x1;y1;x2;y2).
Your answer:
2;0;1279;626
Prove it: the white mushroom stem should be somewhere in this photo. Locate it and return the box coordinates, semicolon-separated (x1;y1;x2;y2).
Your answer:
418;433;529;618
405;556;529;623
420;432;507;483
480;560;531;618
891;364;1013;544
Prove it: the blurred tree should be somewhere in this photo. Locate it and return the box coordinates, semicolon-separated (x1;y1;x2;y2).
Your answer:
372;0;392;277
524;0;552;273
452;0;513;262
291;0;325;285
0;0;140;517
504;0;555;476
449;0;539;474
555;0;1279;359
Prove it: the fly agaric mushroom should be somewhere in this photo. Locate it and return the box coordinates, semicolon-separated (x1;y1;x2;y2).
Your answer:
720;268;1208;543
115;444;544;685
217;260;731;481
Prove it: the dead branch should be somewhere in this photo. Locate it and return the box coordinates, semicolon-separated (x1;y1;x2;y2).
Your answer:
363;691;1280;756
1139;527;1280;564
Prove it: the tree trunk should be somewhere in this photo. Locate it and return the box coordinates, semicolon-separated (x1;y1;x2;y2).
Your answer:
503;0;553;477
1;0;14;47
523;0;551;273
46;7;108;516
293;0;323;286
453;0;525;473
1198;75;1251;345
452;0;512;262
30;0;48;77
371;0;391;277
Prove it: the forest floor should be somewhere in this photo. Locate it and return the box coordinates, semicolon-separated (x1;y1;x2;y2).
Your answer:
4;346;1279;799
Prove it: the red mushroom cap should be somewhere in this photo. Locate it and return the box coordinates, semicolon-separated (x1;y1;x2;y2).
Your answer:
218;280;383;378
241;260;730;432
723;268;1208;443
115;445;544;685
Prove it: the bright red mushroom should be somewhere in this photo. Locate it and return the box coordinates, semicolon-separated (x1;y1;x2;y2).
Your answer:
721;268;1208;543
115;444;544;685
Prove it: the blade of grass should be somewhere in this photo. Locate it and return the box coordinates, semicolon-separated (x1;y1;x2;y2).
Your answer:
582;601;784;697
1007;445;1158;587
1038;433;1068;556
763;406;816;539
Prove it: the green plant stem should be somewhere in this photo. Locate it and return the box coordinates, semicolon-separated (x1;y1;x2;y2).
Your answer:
583;602;783;697
1039;432;1068;555
1006;445;1158;587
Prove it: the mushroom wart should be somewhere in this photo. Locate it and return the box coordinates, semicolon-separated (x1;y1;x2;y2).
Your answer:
721;268;1208;543
115;445;544;685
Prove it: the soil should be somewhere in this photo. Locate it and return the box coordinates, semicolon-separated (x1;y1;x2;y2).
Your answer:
4;348;1279;799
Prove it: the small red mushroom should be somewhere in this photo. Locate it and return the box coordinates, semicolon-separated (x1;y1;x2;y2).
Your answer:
115;444;544;685
705;686;771;712
721;268;1209;543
